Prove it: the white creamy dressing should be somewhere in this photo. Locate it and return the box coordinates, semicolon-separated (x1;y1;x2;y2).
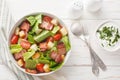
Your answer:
96;22;120;51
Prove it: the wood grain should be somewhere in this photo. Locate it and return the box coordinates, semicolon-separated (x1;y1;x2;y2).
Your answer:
5;0;120;80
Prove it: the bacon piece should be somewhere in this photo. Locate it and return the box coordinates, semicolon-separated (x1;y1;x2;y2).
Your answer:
20;21;30;32
20;39;31;49
45;23;53;30
55;54;63;63
50;51;58;60
57;42;66;55
26;69;37;74
39;42;48;52
14;49;26;60
40;21;53;30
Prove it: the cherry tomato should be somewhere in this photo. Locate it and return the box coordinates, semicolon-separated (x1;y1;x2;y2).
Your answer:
11;34;19;44
43;16;52;22
20;40;31;49
26;69;37;74
53;33;62;41
36;64;44;73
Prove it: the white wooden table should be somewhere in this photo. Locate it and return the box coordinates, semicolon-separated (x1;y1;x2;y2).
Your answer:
5;0;120;80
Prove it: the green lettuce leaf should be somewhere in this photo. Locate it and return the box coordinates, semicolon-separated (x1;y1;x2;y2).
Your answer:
10;44;22;54
61;36;71;51
26;16;36;26
28;34;35;44
50;62;63;71
51;26;60;34
25;59;37;69
23;49;35;61
35;14;42;23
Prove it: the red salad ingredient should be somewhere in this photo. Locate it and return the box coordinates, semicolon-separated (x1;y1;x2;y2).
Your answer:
11;34;19;44
53;33;62;41
36;64;44;73
20;21;30;32
26;69;37;74
20;40;31;49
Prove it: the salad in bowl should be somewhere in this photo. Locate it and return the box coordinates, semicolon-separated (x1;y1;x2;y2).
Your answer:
9;13;71;76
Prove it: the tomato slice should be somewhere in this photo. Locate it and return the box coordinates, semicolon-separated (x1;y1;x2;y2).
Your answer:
53;33;62;41
43;16;52;22
20;40;31;49
11;34;19;44
36;64;44;73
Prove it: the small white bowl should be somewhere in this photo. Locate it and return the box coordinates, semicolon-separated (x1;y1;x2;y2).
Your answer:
95;20;120;52
8;12;71;76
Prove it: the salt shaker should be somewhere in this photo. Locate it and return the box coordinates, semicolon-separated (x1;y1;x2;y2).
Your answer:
68;0;83;19
85;0;102;12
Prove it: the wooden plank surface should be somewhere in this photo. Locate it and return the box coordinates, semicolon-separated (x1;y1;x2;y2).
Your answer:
5;0;120;80
6;0;120;20
39;66;120;80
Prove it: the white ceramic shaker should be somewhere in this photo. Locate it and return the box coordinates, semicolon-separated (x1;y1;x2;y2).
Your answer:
85;0;103;12
68;0;83;19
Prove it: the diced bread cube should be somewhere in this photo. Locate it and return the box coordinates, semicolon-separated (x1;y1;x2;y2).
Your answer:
47;41;54;49
19;30;25;38
17;59;24;67
43;64;50;73
15;27;20;35
60;27;68;36
32;52;40;59
51;19;58;25
30;44;38;51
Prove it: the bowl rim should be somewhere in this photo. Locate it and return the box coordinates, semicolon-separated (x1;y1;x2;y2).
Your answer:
95;20;120;52
8;12;71;76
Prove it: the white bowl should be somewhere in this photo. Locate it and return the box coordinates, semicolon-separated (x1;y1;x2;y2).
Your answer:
8;12;71;76
95;20;120;52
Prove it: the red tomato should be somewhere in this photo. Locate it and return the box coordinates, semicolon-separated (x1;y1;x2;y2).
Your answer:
36;64;44;73
26;69;37;74
11;34;19;44
20;40;31;49
46;37;54;42
53;33;62;41
43;16;52;22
